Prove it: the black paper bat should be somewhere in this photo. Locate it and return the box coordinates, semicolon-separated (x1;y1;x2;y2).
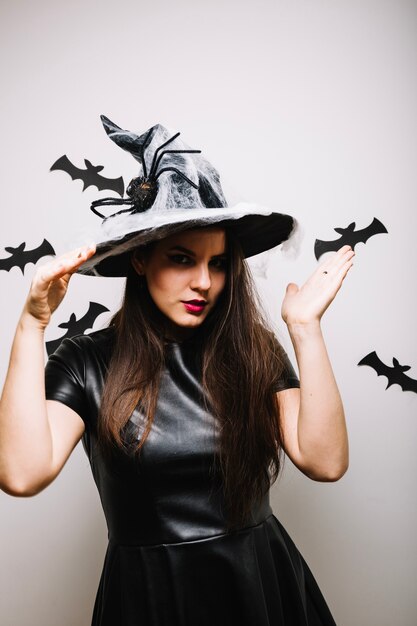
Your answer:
0;239;55;274
358;351;417;394
314;218;388;259
50;155;124;196
46;302;110;356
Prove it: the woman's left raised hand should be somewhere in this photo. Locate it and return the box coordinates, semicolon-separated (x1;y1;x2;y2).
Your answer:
281;245;355;326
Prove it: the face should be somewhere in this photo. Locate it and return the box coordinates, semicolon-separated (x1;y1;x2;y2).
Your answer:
131;227;227;339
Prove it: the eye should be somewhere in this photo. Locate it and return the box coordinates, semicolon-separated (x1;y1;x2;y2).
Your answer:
168;254;192;265
210;257;227;271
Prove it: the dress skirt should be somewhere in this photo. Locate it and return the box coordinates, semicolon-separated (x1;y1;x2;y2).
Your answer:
92;514;336;626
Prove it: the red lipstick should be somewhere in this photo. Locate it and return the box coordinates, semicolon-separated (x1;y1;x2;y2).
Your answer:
182;300;207;314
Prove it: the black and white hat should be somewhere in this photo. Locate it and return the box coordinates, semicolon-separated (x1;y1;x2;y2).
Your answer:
77;115;299;277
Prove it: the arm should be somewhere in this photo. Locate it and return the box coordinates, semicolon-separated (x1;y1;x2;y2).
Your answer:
277;245;355;481
0;243;95;496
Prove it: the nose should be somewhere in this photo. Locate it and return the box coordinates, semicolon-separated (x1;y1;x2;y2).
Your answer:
190;262;211;292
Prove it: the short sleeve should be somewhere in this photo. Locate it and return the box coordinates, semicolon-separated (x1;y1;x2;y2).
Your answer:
267;332;300;393
45;337;89;424
272;350;300;392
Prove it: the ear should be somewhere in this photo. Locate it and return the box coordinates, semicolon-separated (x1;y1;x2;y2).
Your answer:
131;249;146;275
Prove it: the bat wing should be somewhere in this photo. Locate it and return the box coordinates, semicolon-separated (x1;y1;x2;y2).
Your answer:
0;239;55;274
50;155;88;185
358;351;393;386
314;235;346;259
51;154;125;195
314;218;388;259
21;239;56;273
0;248;23;272
62;302;110;336
350;218;388;246
358;351;417;393
93;173;124;196
85;161;124;196
397;373;417;394
45;302;109;356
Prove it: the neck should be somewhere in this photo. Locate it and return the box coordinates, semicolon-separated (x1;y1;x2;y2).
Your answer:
162;320;199;343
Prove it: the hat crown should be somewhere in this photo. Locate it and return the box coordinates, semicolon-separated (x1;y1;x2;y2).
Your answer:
99;115;228;212
77;115;297;277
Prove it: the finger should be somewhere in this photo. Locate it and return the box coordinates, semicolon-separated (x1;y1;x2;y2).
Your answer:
339;256;354;278
318;247;355;275
41;254;85;282
337;244;353;253
59;243;96;266
52;244;95;271
285;282;299;295
34;246;93;290
32;263;72;297
337;246;355;263
330;257;354;287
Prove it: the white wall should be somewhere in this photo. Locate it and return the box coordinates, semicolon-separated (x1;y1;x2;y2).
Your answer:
1;1;416;624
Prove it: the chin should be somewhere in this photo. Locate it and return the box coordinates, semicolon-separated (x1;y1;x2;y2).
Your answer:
158;303;213;333
161;314;207;341
178;316;206;328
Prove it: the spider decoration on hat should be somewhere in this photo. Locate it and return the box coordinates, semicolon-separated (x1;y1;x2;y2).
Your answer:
90;127;202;220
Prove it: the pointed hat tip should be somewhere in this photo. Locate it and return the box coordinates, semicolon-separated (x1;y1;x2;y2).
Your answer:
100;114;114;128
99;114;124;137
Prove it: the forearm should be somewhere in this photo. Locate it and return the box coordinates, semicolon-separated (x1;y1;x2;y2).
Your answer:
0;313;52;492
287;321;349;480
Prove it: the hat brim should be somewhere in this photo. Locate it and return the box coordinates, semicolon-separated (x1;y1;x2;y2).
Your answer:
77;204;296;277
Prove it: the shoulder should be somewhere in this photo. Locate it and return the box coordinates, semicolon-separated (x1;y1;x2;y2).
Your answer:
64;325;115;347
46;326;116;379
52;326;116;357
45;331;116;428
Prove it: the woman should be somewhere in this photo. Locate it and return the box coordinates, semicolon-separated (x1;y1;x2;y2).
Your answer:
0;117;354;625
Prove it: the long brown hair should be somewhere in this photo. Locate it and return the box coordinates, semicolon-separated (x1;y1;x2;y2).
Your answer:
98;228;289;530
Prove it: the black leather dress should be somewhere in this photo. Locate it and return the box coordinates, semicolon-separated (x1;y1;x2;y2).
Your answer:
45;327;337;626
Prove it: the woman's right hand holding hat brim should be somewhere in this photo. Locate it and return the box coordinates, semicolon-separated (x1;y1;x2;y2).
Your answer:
21;243;96;331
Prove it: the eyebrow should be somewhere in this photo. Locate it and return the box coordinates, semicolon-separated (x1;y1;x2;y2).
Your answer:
168;245;227;258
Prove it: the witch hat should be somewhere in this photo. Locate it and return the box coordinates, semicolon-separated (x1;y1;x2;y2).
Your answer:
77;115;298;277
